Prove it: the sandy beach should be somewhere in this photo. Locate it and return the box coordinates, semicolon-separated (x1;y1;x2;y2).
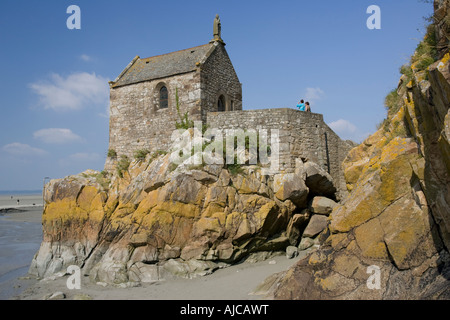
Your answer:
17;252;303;300
0;194;43;211
0;197;307;300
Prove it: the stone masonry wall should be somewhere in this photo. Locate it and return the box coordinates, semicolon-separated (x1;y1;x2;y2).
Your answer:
207;108;351;196
105;71;202;170
200;42;242;120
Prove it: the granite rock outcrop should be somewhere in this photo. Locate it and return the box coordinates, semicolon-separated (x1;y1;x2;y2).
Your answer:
29;138;338;284
266;7;450;298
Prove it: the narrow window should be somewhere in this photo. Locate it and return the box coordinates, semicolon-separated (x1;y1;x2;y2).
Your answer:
218;95;225;112
160;86;168;109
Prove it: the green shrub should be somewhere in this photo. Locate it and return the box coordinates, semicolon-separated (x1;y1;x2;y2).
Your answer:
415;56;436;71
379;15;438;137
400;64;414;83
392;122;408;138
134;149;150;161
227;163;244;176
116;155;130;178
175;88;194;130
107;149;117;158
96;171;111;190
411;24;438;72
376;118;390;132
81;170;111;190
384;89;402;116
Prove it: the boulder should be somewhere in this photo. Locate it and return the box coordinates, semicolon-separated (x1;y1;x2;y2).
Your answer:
273;173;308;207
255;236;290;251
128;262;160;283
161;259;219;279
286;212;310;245
286;246;299;259
303;215;328;238
180;242;209;261
161;245;181;260
298;237;315;251
310;197;337;216
304;162;336;198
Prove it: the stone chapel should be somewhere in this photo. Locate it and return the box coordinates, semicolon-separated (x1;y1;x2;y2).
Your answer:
107;15;242;158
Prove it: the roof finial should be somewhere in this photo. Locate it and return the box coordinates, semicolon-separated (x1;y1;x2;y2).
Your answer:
211;14;225;45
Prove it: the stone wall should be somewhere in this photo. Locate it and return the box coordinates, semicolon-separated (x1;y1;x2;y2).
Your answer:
105;71;203;170
200;42;242;120
207;108;351;196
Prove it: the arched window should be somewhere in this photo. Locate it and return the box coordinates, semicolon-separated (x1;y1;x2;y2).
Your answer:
218;95;225;112
159;86;168;109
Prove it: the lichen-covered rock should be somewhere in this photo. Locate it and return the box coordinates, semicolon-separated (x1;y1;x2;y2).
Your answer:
268;42;450;300
30;144;333;283
273;172;309;208
309;196;337;216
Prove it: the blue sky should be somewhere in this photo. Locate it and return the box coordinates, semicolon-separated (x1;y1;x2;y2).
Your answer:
0;0;433;191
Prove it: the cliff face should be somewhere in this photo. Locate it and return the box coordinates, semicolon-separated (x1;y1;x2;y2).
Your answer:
269;4;450;299
29;132;340;284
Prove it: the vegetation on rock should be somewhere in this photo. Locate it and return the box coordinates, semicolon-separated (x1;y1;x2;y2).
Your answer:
133;149;150;161
269;3;450;299
107;148;117;158
175;88;194;130
116;155;130;178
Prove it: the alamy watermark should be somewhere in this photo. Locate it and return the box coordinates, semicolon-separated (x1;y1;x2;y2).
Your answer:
67;5;81;30
366;265;381;290
169;121;281;174
366;5;381;30
66;265;81;290
65;5;381;31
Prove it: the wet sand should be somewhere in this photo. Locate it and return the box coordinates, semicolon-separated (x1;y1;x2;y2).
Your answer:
0;206;43;300
17;252;304;300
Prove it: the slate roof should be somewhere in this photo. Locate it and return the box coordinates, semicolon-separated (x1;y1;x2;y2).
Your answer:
111;43;215;88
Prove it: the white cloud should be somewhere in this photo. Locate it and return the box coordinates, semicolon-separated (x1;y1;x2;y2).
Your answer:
30;72;109;112
304;87;325;102
33;128;82;144
328;119;371;143
2;143;47;156
80;54;92;62
329;119;357;134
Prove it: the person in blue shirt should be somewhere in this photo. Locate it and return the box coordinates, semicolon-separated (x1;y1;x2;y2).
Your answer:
297;99;306;111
